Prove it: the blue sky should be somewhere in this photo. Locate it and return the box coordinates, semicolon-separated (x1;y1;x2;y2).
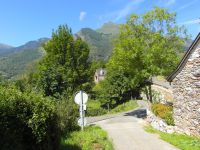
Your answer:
0;0;200;46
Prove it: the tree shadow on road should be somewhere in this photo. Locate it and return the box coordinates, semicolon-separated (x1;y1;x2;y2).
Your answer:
123;109;147;118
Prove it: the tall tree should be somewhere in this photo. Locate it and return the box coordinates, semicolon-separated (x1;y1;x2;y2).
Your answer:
106;7;188;102
38;25;90;97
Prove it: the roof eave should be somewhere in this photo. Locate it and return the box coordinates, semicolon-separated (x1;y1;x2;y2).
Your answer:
167;32;200;82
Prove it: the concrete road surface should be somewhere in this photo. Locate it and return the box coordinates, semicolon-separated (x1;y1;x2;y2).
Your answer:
90;101;179;150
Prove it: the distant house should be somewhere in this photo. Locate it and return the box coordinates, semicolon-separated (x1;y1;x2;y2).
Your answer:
167;33;200;136
94;68;106;84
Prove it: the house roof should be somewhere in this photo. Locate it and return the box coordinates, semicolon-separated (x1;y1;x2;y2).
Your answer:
167;32;200;82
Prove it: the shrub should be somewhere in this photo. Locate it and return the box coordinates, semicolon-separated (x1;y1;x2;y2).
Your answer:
56;98;79;135
0;86;60;150
151;103;174;125
164;112;175;125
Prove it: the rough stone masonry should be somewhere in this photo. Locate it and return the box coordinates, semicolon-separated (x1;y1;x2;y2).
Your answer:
172;41;200;136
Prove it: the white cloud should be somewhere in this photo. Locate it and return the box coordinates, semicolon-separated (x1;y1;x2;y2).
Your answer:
79;11;87;21
115;0;145;21
97;0;144;23
176;0;198;12
165;0;176;6
179;18;200;25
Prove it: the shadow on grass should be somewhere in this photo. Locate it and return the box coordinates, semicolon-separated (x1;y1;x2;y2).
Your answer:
60;143;82;150
124;108;147;118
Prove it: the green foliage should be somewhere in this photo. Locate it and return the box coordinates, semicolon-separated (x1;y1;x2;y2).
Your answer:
61;126;113;150
92;81;114;106
93;70;137;106
151;103;174;125
38;25;91;97
0;85;60;150
86;100;138;117
145;125;200;150
109;100;138;114
164;112;174;126
56;98;79;135
106;7;188;102
86;100;107;116
13;71;39;93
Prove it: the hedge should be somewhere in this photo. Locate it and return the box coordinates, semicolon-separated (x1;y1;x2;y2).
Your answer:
0;86;60;150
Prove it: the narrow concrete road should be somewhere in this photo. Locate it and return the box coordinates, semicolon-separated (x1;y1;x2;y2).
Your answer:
89;101;178;150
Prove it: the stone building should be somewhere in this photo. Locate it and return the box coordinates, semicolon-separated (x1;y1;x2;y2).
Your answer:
167;33;200;136
94;68;106;84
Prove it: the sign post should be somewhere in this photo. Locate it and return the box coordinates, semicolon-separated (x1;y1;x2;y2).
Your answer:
80;91;84;130
74;90;88;131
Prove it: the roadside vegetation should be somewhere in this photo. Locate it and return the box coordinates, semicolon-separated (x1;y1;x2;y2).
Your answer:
151;103;174;125
109;100;138;114
145;125;200;150
0;25;91;150
61;126;113;150
86;100;138;116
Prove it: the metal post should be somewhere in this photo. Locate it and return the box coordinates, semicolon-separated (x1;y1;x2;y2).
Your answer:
80;90;84;131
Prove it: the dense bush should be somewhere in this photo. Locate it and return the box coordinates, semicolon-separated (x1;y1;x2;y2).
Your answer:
56;98;79;135
151;103;174;125
0;86;60;150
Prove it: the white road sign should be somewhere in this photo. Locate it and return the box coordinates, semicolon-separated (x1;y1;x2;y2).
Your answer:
74;91;88;105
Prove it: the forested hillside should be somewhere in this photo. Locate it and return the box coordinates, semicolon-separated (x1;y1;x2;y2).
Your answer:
0;38;48;79
77;28;113;60
77;22;119;60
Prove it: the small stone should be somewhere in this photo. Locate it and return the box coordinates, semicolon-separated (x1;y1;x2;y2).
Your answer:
194;81;200;87
193;70;200;77
166;128;174;134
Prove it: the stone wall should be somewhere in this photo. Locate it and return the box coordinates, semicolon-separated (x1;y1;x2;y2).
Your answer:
146;110;177;134
141;77;173;104
172;42;200;136
151;84;173;104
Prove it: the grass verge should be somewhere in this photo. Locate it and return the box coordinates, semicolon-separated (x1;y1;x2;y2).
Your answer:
109;100;138;114
61;126;113;150
144;125;200;150
86;100;138;116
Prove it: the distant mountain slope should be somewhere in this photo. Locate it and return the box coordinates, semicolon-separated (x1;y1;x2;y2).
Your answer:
0;38;48;79
0;43;14;55
77;22;119;60
77;28;114;60
96;22;120;35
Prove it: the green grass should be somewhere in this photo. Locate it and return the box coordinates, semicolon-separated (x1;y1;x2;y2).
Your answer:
61;126;113;150
144;125;200;150
109;100;138;114
86;100;138;116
